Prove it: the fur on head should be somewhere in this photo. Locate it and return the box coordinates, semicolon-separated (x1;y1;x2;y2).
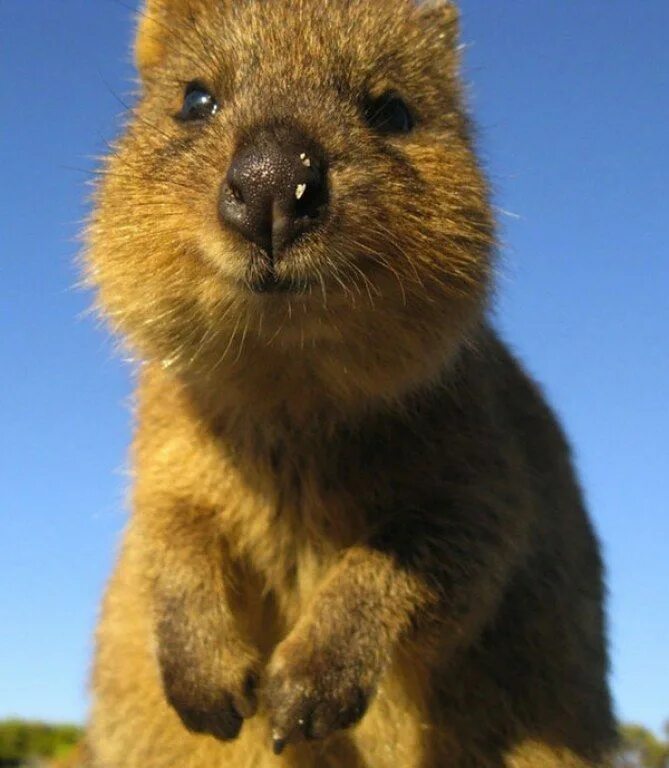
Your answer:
86;0;494;415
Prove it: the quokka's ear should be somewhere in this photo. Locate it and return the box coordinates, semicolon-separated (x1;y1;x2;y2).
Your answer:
135;0;201;76
415;0;460;54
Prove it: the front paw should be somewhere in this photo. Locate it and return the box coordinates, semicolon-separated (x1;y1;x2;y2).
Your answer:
264;637;373;753
160;654;259;741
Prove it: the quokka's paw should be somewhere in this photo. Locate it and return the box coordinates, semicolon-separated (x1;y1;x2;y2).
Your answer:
264;635;373;754
160;654;260;741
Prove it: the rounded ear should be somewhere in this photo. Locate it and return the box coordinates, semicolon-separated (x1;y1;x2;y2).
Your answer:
135;0;197;76
415;0;460;53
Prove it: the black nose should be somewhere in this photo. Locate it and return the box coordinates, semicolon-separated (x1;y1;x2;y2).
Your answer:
219;127;328;258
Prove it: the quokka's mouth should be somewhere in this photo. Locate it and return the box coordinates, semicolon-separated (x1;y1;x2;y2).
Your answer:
245;266;315;295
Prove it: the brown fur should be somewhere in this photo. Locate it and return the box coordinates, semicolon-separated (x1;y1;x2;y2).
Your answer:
84;1;616;766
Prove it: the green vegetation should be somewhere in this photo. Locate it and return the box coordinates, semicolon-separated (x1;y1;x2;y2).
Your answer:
616;722;669;768
0;721;82;767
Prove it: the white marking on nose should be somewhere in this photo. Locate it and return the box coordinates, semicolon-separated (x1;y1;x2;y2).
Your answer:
300;152;311;167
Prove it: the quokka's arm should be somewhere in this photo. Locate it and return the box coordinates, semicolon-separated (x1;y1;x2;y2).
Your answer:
133;493;261;741
265;491;532;752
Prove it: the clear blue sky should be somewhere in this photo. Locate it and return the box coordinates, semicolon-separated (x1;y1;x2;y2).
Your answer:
1;0;667;733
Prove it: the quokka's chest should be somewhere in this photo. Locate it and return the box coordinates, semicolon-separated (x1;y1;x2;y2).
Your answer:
182;440;362;625
220;466;361;595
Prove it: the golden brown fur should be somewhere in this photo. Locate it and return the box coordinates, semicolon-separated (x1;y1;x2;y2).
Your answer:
83;1;615;766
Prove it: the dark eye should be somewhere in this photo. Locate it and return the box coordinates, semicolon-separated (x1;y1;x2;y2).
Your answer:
364;91;414;135
179;82;218;122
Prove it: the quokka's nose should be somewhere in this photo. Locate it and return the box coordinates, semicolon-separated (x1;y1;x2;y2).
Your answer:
219;127;328;258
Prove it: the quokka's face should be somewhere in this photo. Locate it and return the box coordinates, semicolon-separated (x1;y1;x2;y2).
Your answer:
86;0;493;400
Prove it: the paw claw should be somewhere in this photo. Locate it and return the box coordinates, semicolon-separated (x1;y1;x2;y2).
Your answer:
272;732;287;755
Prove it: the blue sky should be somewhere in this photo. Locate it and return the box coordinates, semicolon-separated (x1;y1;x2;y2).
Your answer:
1;0;667;733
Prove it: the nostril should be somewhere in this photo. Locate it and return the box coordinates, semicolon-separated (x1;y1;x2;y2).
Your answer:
228;179;245;204
294;178;325;221
295;184;321;219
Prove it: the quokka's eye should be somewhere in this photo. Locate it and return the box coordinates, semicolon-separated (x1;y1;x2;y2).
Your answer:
364;91;415;135
179;82;218;122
